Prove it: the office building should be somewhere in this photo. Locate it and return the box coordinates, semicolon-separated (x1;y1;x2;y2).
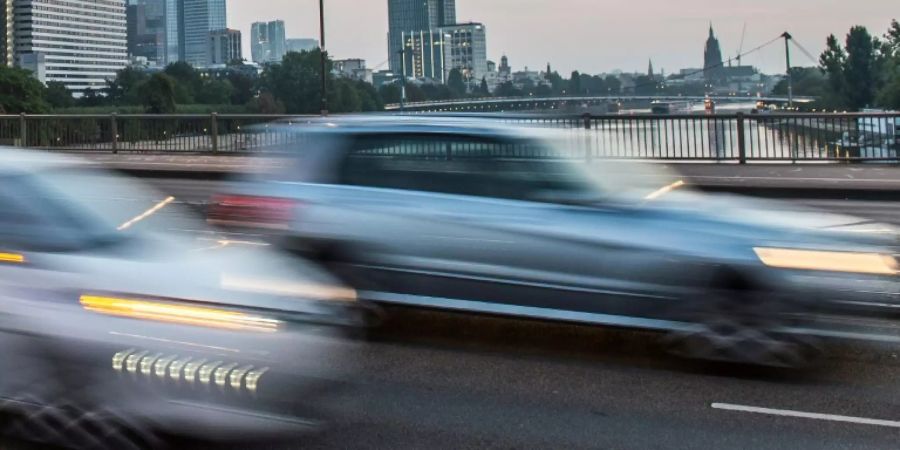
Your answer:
164;0;180;63
181;0;226;67
8;0;128;92
1;0;13;66
399;30;446;81
127;0;167;66
250;20;287;63
439;22;487;84
209;28;241;65
286;38;318;54
388;0;455;73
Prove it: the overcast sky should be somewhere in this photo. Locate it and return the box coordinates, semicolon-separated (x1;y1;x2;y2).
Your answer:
226;0;896;75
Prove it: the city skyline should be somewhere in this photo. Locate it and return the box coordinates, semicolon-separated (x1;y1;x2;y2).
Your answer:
226;0;895;75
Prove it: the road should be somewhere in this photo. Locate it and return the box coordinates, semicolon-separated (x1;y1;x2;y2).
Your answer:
107;177;900;449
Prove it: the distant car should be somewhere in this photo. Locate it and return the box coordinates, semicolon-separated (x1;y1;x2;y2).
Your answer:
211;116;900;367
0;149;363;449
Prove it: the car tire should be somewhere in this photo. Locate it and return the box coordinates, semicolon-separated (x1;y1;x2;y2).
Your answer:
664;269;822;368
0;336;161;450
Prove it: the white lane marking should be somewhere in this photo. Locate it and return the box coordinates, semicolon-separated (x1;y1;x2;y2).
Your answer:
117;196;175;230
711;403;900;428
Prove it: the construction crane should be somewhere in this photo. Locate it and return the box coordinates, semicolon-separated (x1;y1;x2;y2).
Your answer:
735;23;747;67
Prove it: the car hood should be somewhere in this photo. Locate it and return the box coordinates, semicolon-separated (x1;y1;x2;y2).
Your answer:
649;191;900;250
41;234;353;317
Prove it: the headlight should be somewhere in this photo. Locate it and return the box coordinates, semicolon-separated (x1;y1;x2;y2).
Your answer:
80;295;281;333
753;247;899;275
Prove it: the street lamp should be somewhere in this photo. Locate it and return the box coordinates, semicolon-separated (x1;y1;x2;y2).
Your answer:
319;0;328;116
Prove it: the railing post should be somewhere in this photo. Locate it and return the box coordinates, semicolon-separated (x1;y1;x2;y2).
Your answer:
210;112;219;152
18;113;26;148
583;113;593;162
110;113;118;154
736;112;747;164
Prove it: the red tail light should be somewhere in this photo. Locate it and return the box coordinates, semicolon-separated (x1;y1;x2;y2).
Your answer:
208;194;298;230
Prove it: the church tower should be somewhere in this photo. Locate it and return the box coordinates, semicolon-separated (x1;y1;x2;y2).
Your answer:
704;25;725;85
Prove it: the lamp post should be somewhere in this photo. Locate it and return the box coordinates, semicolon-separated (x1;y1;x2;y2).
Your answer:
319;0;328;116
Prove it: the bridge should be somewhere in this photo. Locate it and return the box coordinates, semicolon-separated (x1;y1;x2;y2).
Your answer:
383;95;817;112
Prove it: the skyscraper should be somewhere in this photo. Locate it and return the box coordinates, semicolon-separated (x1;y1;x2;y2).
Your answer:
209;29;242;65
387;0;456;73
180;0;226;67
440;23;488;84
250;20;287;63
9;0;128;92
704;25;725;84
127;0;167;66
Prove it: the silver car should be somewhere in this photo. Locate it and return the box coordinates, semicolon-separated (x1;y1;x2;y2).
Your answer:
0;148;362;449
211;117;900;366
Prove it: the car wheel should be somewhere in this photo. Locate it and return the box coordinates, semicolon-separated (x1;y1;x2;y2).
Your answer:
0;337;161;450
665;272;822;368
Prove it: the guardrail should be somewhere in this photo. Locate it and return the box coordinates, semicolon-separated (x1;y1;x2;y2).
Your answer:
2;112;897;162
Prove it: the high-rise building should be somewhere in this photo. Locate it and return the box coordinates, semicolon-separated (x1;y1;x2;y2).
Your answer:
250;20;287;63
180;0;226;67
1;0;13;66
209;28;241;65
9;0;128;92
387;0;456;73
164;0;180;64
286;38;319;54
399;30;446;81
439;23;487;84
703;25;725;84
127;0;167;66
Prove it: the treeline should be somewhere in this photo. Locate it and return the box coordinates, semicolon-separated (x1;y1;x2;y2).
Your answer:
775;19;900;110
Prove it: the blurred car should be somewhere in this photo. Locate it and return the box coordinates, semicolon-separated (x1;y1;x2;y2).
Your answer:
0;148;363;449
210;116;900;367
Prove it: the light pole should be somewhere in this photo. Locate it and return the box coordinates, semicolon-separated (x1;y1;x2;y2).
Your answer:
319;0;328;116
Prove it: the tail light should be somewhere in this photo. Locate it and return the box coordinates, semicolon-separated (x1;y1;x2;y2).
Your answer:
208;194;298;230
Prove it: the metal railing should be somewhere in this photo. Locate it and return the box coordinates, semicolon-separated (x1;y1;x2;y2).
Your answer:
2;112;897;162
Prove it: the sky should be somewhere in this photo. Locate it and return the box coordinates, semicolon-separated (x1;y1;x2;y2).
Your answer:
226;0;897;75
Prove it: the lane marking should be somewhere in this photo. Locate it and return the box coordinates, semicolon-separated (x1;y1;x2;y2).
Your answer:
711;403;900;428
117;196;175;231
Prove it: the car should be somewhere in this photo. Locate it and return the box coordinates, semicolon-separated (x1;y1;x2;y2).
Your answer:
210;116;900;367
0;148;364;449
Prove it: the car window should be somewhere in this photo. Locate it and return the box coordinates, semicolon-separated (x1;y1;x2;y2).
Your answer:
340;134;600;202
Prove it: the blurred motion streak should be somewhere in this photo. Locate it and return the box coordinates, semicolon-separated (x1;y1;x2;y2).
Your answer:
644;180;686;201
0;252;24;264
79;295;282;332
220;274;358;301
117;196;175;231
754;248;900;275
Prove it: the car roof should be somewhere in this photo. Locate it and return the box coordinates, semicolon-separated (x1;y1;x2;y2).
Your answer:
262;114;560;140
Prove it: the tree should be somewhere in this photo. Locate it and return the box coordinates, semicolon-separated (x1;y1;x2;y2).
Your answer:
604;75;622;95
45;81;74;109
773;67;826;97
568;71;582;95
843;26;878;109
819;34;847;107
0;67;50;113
227;70;256;105
78;89;105;107
196;79;234;104
478;77;490;96
494;81;522;97
403;83;427;102
164;61;201;103
259;49;330;114
379;83;402;104
105;67;149;105
447;68;467;97
354;80;383;111
246;92;286;114
139;73;177;114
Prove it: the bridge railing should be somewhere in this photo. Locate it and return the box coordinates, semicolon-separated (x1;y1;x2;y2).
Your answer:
0;112;896;162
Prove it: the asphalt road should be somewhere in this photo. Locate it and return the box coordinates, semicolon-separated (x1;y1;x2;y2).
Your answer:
115;177;900;449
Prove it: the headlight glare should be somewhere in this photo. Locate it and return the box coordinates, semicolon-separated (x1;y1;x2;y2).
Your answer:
754;247;899;275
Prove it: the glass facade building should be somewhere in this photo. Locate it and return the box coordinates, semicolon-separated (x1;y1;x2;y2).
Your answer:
387;0;455;73
180;0;226;67
250;20;286;63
